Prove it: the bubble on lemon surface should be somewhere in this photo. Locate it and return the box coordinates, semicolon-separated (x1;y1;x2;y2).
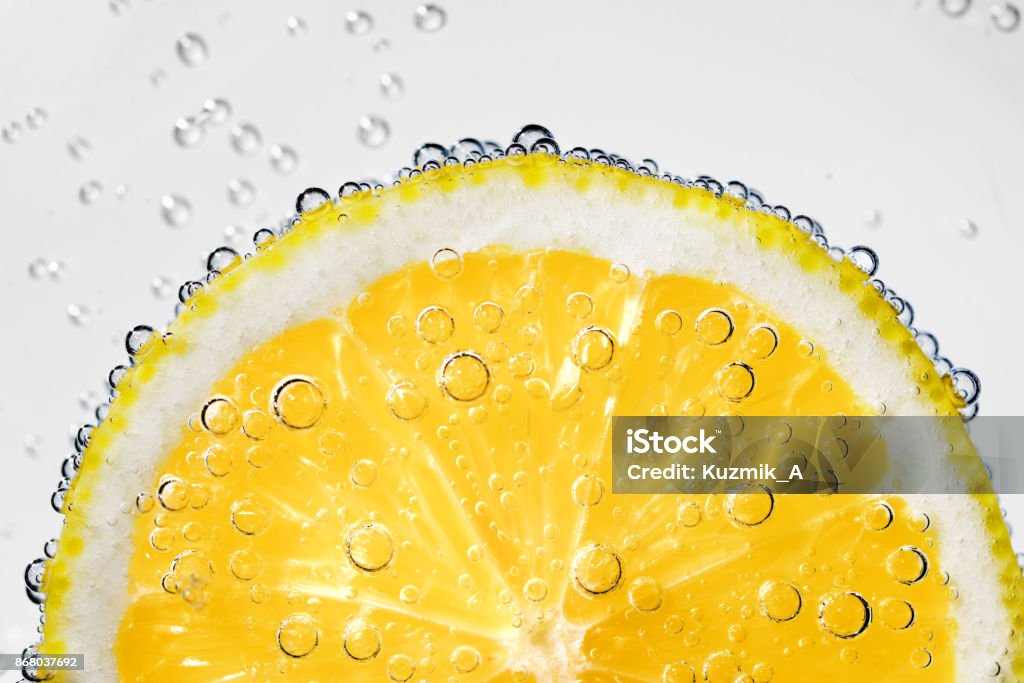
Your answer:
886;546;928;584
513;284;542;314
662;661;696;683
440;352;490;401
473;302;503;333
523;577;549;602
656;310;683;336
201;397;239;435
571;474;605;507
230;496;270;536
911;648;933;669
863;500;894;530
744;323;779;359
229;549;262;581
430;248;462;279
509;353;536;379
341;620;382;661
271;377;325;429
349;459;379;487
346;523;395;572
566;292;594;319
818;592;871;638
572;544;622;595
277;613;319;658
572;326;615;371
202;446;232;477
416;306;455;343
725;484;774;526
758;581;801;622
696;308;734;345
386;381;428;420
716;362;755;401
387;654;416;681
628;576;663;612
451;645;480;673
702;650;740;683
877;598;915;630
677;501;702;527
157;478;190;511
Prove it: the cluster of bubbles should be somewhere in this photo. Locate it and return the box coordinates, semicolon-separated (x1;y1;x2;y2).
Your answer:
21;124;986;681
2;106;47;144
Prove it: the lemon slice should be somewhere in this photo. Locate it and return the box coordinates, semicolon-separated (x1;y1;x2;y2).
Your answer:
33;148;1023;682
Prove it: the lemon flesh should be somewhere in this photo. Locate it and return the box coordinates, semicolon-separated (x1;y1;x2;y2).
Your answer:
41;155;1023;682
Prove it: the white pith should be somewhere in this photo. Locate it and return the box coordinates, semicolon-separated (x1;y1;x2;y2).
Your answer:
50;164;1015;681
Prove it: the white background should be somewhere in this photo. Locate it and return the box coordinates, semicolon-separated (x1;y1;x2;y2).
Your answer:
1;0;1022;672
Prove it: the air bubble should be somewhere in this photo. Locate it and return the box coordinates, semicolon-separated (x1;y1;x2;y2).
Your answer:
231;496;270;535
818;592;871;638
628;576;663;612
609;262;630;283
350;459;378;487
387;654;416;681
285;15;307;35
662;662;696;683
125;325;155;356
744;324;778;359
759;581;801;622
847;246;879;276
716;362;755;402
677;502;702;527
702;651;740;683
173;117;204;147
358;115;390;148
523;577;549;602
295;187;330;213
572;474;605;506
175;32;209;67
886;546;928;584
157;478;190;511
512;124;555;149
227;178;256;206
79;180;103;205
203;445;233;477
572;544;622;595
2;121;22;143
572;326;615;371
202;397;239;434
269;144;299;174
430;248;462;278
473;302;503;333
877;598;915;630
860;499;892;532
229;549;262;581
207;246;241;273
940;0;972;15
992;1;1021;30
911;648;933;669
230;122;262;155
656;310;683;336
416;306;454;343
387;381;428;420
346;10;374;34
346;523;394;572
725;483;773;526
272;377;325;429
695;308;734;345
565;292;594;319
959;218;979;239
160;194;192;227
380;73;404;99
440;352;490;401
277;614;319;658
414;4;447;31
